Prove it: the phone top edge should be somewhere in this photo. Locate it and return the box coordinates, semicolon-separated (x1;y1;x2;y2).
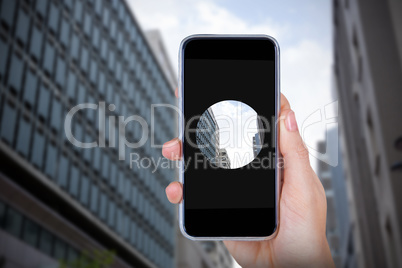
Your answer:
178;34;281;241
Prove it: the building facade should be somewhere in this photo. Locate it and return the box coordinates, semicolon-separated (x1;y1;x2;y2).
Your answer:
333;0;402;267
317;129;356;268
217;148;230;169
253;117;264;158
0;0;178;267
196;108;219;165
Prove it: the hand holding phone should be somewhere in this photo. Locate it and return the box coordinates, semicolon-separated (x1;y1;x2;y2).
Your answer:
162;93;335;267
161;35;335;267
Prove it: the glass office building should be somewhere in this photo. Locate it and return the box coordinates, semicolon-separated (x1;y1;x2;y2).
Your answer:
196;108;219;165
0;0;176;267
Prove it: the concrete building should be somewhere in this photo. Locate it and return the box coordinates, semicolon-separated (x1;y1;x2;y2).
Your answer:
317;128;356;268
333;0;402;267
253;117;264;158
196;108;220;165
217;148;230;169
0;0;179;267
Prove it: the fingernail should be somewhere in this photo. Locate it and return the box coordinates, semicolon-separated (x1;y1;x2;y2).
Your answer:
164;138;178;147
285;111;298;132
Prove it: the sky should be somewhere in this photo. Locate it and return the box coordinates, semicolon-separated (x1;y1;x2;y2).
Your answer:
127;0;335;174
210;100;258;169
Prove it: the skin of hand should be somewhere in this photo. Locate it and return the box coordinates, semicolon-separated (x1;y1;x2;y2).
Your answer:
162;92;335;268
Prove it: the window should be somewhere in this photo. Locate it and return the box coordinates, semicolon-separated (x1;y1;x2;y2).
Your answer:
100;191;108;221
124;215;130;240
74;0;83;23
50;98;62;132
30;26;43;61
55;57;66;87
16;10;30;45
35;0;48;19
123;42;130;61
93;147;101;172
60;18;70;48
0;0;16;27
107;83;113;103
23;70;38;108
0;38;8;78
70;33;80;61
45;143;57;178
92;25;100;50
130;221;137;245
74;123;83;145
58;155;69;188
89;59;97;85
0;103;17;144
116;208;123;235
37;85;50;120
101;38;108;61
83;135;93;163
95;0;102;17
84;12;92;37
67;247;79;262
118;172;125;196
130;25;138;43
80;47;89;73
117;31;123;52
66;71;77;100
31;130;45;168
54;239;67;259
107;200;115;227
16;118;32;157
9;54;24;91
108;50;115;71
101;154;109;179
110;19;116;39
124;178;131;203
90;184;99;213
80;175;90;205
48;3;59;33
69;165;79;197
39;229;53;255
22;220;39;247
4;208;23;237
115;61;122;81
43;42;55;75
102;8;109;29
109;162;117;188
98;71;105;96
75;82;84;103
131;184;138;209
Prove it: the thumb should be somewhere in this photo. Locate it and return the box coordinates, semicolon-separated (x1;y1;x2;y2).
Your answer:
279;109;312;179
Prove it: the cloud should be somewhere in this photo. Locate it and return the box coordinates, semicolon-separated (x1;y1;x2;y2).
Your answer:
127;0;286;74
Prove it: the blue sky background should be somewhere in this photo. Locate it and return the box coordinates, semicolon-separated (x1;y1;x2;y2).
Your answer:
127;0;335;176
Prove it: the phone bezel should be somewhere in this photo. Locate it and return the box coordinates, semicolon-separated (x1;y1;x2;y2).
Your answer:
178;34;281;241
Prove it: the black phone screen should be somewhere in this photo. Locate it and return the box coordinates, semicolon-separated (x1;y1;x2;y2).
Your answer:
182;37;278;237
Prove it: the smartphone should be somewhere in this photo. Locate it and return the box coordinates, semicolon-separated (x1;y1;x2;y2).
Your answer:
178;35;280;240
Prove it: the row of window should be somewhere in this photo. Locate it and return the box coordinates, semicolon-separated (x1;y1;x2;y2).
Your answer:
0;99;175;248
0;38;174;184
0;0;177;266
0;200;80;261
1;23;175;144
0;198;174;267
